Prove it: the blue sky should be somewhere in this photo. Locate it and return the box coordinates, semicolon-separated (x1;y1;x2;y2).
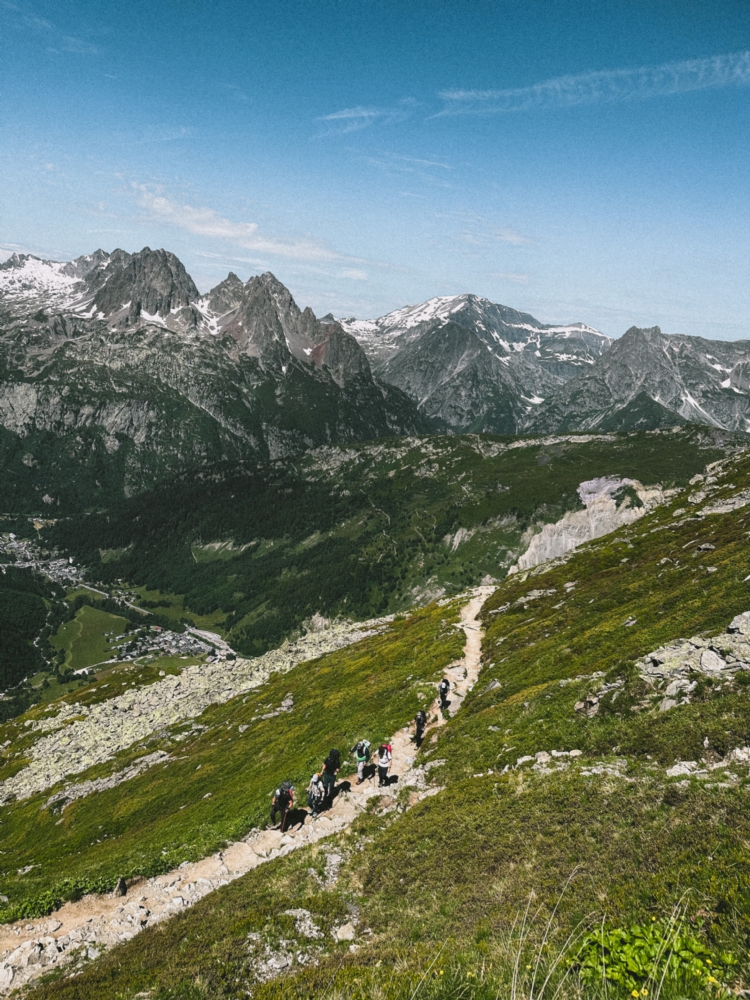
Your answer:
1;0;749;337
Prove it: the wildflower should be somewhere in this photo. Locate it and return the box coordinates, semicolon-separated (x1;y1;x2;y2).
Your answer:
632;991;640;997
706;960;712;966
708;976;718;984
439;970;444;976
641;990;648;996
526;965;532;970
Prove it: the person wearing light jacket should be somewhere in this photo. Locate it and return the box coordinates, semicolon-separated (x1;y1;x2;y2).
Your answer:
376;742;392;787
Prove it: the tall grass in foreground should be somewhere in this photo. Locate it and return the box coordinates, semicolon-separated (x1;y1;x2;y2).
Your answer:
253;888;742;1000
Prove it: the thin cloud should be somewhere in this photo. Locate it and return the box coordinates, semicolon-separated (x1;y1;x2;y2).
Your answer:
490;271;531;285
493;227;533;247
388;153;451;170
53;35;99;54
316;98;417;135
135;185;351;264
437;50;750;115
2;0;99;54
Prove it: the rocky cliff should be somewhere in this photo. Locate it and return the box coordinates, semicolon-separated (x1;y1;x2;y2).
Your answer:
527;325;750;433
0;250;427;510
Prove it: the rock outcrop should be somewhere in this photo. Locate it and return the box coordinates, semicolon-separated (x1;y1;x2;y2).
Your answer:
510;476;673;573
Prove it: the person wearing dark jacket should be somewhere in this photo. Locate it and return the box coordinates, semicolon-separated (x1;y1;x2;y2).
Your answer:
270;781;295;830
438;678;450;710
414;709;427;747
321;749;340;804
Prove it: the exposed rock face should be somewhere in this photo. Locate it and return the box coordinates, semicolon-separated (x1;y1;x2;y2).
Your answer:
0;253;427;509
339;292;610;433
510;476;673;573
527;325;750;434
376;321;562;433
86;247;200;326
634;611;750;713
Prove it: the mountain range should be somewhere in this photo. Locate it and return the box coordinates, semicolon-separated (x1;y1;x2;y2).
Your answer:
0;249;425;510
1;246;749;511
338;296;750;434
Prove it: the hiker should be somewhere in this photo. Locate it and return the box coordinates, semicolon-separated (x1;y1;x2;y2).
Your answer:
438;677;450;710
307;772;326;818
376;742;392;787
414;709;427;747
270;781;295;830
321;748;341;804
350;739;371;784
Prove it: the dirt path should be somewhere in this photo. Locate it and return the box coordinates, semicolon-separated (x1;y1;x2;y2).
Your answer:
0;587;493;993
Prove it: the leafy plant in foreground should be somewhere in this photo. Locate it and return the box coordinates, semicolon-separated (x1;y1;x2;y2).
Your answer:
576;914;737;996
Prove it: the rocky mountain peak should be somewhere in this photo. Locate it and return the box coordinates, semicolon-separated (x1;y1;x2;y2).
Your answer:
86;247;200;327
202;272;245;317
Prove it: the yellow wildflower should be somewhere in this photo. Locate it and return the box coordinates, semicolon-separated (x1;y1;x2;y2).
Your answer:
641;990;648;996
708;976;718;984
632;991;640;997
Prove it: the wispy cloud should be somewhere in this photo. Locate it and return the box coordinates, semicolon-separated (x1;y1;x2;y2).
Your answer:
316;98;417;135
222;83;250;103
494;228;532;247
490;271;531;285
359;150;453;187
1;0;100;54
388;153;451;170
437;50;750;115
53;34;99;55
135;185;351;263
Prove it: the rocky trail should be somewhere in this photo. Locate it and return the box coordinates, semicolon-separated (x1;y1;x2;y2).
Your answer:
0;588;493;994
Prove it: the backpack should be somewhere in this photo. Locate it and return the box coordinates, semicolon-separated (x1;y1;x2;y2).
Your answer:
307;775;324;806
327;749;341;769
356;740;371;760
416;711;426;725
277;781;293;806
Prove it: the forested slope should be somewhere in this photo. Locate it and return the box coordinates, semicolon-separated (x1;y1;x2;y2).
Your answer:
44;427;736;654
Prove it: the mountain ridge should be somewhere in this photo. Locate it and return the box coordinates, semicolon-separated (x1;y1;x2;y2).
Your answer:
0;249;428;509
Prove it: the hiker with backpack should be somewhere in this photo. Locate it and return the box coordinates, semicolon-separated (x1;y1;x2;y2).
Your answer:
350;739;371;784
376;742;392;787
414;710;427;747
438;678;450;710
307;772;326;818
321;748;341;805
270;781;295;831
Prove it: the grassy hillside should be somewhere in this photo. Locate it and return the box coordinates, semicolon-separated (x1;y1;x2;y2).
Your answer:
0;599;463;923
44;427;737;656
26;443;750;1000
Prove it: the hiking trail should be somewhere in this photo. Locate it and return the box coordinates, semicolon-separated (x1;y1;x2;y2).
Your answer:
0;587;493;993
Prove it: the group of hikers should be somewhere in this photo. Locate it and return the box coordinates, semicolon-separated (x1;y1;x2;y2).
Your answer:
269;677;452;831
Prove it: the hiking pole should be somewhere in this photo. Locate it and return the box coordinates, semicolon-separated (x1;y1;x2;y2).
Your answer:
281;808;289;834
